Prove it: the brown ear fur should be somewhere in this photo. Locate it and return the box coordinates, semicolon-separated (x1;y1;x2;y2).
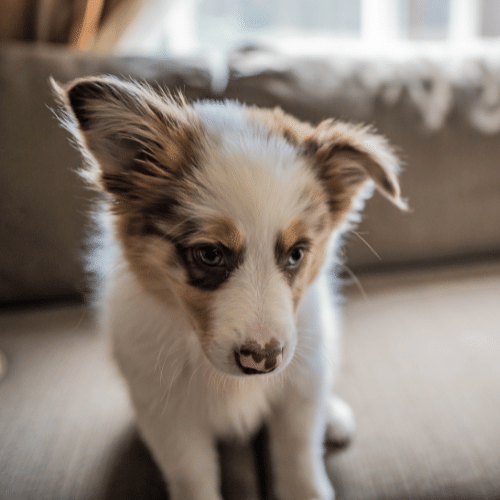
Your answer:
247;106;407;217
305;119;407;213
51;76;201;213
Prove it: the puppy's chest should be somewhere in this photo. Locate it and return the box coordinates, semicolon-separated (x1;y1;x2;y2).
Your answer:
205;377;277;438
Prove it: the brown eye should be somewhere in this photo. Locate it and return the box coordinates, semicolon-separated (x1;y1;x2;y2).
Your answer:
194;245;225;267
287;247;304;268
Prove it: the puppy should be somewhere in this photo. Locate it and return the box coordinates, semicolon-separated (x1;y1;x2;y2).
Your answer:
53;76;405;500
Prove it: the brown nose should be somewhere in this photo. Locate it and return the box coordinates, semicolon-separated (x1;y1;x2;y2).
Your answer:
235;339;284;374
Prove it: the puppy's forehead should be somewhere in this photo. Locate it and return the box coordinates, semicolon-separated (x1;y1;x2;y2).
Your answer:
188;102;321;237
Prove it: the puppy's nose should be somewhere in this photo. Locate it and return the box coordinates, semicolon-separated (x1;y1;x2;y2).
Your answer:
235;339;284;374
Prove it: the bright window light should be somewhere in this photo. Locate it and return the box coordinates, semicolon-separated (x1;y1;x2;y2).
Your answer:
119;0;500;60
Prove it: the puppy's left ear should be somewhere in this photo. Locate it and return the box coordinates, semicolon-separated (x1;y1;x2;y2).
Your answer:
305;120;408;216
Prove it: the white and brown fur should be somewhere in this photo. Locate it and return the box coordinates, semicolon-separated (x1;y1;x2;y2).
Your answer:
53;75;406;500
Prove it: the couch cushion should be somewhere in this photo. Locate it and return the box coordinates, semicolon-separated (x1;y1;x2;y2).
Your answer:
0;264;499;499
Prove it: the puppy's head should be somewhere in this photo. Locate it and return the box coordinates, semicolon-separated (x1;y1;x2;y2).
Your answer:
54;76;406;377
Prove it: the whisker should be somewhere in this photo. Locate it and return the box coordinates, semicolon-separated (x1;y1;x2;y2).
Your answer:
350;230;381;261
187;361;204;395
208;369;217;391
162;356;187;415
153;334;172;374
342;264;369;302
158;337;184;384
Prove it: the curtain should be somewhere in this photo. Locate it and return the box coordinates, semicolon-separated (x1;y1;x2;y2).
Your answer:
0;0;165;52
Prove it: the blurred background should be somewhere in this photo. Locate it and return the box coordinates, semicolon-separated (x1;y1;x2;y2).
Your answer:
1;1;500;500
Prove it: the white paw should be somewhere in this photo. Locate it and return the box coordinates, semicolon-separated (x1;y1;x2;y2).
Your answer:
325;396;356;448
274;466;335;500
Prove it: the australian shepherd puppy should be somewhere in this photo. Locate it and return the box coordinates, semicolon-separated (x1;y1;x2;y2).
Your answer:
53;76;405;500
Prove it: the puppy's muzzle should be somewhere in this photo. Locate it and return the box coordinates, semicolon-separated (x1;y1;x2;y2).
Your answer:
235;339;284;374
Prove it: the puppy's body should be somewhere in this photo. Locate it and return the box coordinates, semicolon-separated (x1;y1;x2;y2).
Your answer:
108;256;340;499
54;77;405;500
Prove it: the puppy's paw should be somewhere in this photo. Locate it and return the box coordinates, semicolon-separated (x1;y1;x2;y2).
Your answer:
325;395;356;448
274;466;334;500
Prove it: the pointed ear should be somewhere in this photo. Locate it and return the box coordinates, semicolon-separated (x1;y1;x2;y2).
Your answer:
304;120;408;216
51;76;199;200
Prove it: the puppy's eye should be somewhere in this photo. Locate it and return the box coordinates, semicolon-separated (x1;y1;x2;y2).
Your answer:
194;245;225;267
287;247;305;268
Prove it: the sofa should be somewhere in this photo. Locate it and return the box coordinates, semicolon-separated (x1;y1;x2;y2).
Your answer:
1;42;499;500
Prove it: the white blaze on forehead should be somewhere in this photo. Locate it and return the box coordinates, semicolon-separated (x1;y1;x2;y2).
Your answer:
184;102;321;370
189;101;318;240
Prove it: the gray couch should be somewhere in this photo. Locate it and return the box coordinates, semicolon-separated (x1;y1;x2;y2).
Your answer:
1;42;500;500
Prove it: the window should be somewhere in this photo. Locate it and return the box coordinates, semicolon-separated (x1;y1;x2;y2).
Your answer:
401;0;451;39
120;0;500;58
480;0;500;37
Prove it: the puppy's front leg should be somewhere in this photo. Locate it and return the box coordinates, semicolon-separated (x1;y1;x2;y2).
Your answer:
137;412;222;500
268;384;334;500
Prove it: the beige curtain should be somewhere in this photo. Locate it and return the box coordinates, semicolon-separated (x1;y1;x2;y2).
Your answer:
0;0;162;52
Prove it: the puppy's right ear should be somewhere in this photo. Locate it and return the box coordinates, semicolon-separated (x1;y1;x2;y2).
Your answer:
51;76;199;199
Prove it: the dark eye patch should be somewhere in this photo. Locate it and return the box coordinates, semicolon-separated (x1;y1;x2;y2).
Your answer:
176;242;244;291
